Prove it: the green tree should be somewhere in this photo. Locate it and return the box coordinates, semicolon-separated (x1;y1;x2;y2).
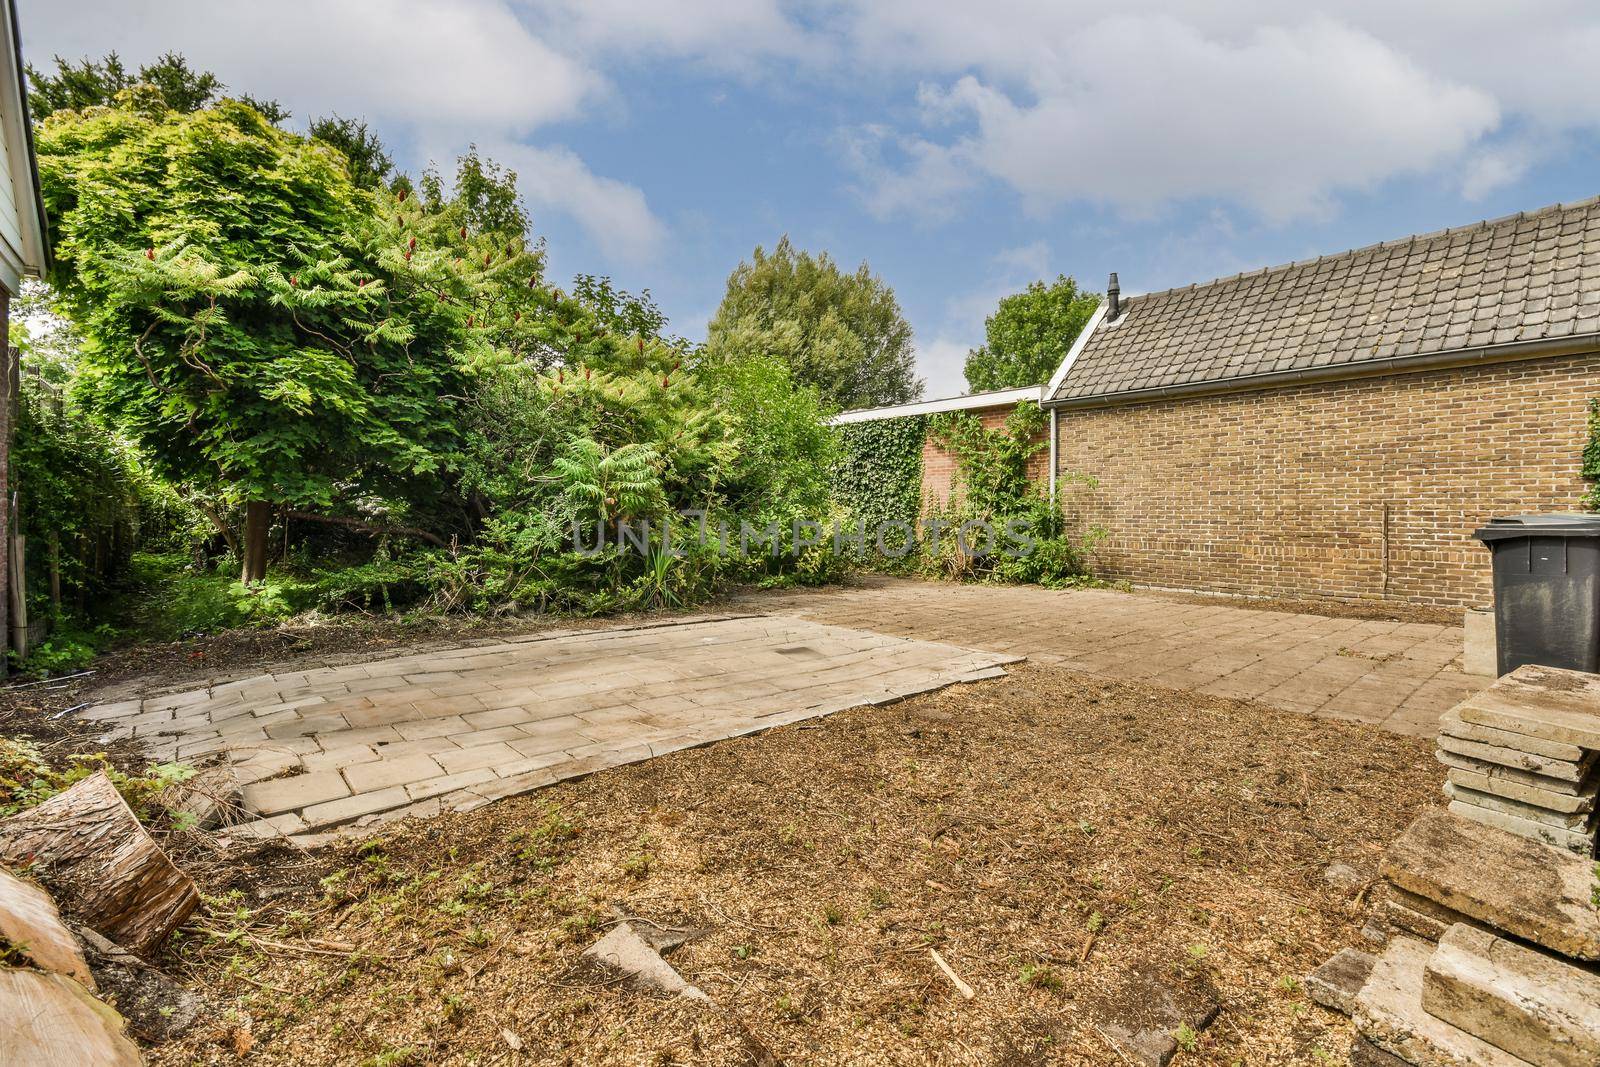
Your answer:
963;275;1100;392
36;93;541;581
309;114;395;191
705;237;922;411
26;50;286;124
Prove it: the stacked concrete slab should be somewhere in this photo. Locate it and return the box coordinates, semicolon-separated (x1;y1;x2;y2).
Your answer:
1307;665;1600;1066
1435;665;1600;857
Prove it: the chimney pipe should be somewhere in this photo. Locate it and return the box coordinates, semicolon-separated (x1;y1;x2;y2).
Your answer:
1106;272;1120;321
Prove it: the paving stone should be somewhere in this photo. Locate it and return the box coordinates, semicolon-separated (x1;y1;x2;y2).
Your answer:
1441;708;1585;762
1305;947;1374;1016
1423;923;1600;1067
1448;766;1596;816
300;785;412;829
404;768;497;801
1456;665;1600;749
1443;780;1595;831
1354;934;1529;1066
241;770;350;816
435;742;520;774
1383;887;1484;942
342;754;445;793
1447;799;1598;856
395;716;469;741
1437;749;1596;797
1382;810;1600;961
1437;734;1593;781
582;922;708;1000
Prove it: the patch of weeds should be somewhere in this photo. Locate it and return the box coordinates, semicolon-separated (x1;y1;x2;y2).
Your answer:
464;927;492;949
820;904;845;926
0;738;195;821
774;994;805;1022
507;804;581;871
1276;975;1301;996
866;885;892;910
1186;942;1211;966
365;1048;418;1067
1077;819;1096;837
1173;1022;1198;1053
1018;963;1063;991
731;944;756;960
1309;1046;1336;1064
619;851;654;879
1086;911;1104;934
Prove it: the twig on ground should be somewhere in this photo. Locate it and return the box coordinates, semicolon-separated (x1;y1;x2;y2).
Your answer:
929;947;975;999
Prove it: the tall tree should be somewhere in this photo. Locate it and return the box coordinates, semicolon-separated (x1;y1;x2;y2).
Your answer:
309;114;395;191
35;94;541;581
963;275;1100;392
26;50;285;124
705;237;922;411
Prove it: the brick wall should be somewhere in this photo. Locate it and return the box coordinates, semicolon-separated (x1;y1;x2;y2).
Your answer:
1053;352;1600;608
920;404;1049;509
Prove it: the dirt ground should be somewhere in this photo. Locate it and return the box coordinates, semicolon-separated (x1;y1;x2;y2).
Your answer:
120;661;1440;1066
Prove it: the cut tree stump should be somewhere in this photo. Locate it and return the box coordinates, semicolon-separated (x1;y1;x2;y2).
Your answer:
0;865;95;988
0;771;199;954
0;968;143;1066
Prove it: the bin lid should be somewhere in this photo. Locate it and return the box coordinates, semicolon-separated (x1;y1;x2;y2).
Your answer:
1473;513;1600;543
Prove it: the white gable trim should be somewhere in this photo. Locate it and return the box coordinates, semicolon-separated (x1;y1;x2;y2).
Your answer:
829;385;1042;425
1042;301;1108;404
0;0;49;289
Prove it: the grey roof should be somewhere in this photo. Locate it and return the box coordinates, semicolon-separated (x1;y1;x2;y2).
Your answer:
1050;196;1600;403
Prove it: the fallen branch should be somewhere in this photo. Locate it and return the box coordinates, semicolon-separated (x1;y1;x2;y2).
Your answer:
284;510;447;547
929;947;975;999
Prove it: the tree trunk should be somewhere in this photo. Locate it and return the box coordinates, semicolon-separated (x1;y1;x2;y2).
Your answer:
240;499;270;583
0;771;200;955
197;501;238;557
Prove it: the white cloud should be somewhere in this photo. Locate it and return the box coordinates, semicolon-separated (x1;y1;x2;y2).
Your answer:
841;12;1500;221
18;0;596;135
483;142;667;263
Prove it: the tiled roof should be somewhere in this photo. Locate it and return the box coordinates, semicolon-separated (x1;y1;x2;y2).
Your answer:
1050;196;1600;403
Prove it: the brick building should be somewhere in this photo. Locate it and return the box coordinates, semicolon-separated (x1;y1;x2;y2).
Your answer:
832;385;1048;509
837;196;1600;610
1044;197;1600;609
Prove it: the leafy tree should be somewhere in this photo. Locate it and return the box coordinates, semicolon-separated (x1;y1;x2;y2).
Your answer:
963;275;1100;392
26;49;286;125
571;274;670;342
420;148;528;238
35;93;542;581
705;237;922;411
309;114;395;191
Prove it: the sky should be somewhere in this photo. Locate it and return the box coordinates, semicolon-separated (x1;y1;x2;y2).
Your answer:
17;2;1600;397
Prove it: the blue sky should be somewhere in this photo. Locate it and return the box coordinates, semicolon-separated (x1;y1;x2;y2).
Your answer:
19;2;1600;396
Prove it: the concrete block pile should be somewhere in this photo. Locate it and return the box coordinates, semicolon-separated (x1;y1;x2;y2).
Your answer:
1434;664;1600;857
1307;665;1600;1066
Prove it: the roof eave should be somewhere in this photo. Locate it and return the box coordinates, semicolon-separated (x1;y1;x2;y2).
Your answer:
3;0;51;277
1042;332;1600;410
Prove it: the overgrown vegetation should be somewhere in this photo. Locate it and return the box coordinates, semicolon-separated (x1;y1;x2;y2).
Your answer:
0;736;194;821
9;52;1104;667
1583;399;1600;510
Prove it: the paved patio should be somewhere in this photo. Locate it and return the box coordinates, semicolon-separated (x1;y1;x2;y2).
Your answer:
738;579;1488;738
79;614;1016;836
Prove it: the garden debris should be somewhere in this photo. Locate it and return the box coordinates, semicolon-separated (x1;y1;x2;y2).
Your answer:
1309;665;1600;1065
1422;923;1600;1067
1305;948;1374;1016
928;947;975;999
0;864;95;988
162;760;243;831
0;967;143;1065
1352;934;1527;1066
1436;665;1600;854
583;921;710;1001
0;770;200;954
1081;962;1219;1066
74;925;209;1042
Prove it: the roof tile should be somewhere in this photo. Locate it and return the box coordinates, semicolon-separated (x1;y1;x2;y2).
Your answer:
1052;197;1600;402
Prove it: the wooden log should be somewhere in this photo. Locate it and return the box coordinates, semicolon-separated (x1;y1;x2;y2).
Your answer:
0;772;199;955
0;968;144;1066
0;864;96;988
